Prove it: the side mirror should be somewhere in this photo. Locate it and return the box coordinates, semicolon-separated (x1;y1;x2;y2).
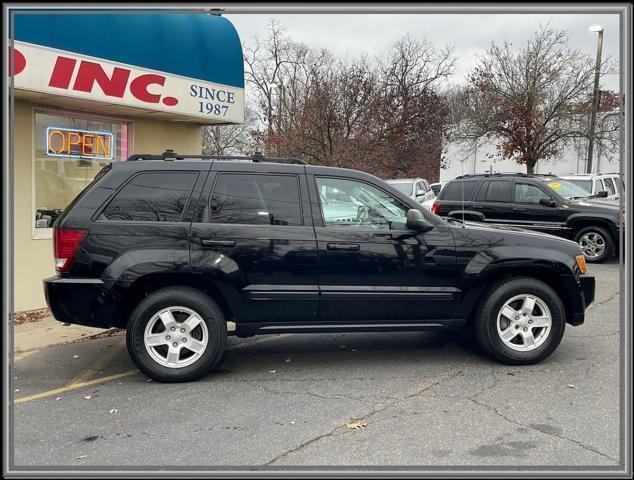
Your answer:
596;190;609;198
416;189;426;196
539;198;556;207
406;209;434;233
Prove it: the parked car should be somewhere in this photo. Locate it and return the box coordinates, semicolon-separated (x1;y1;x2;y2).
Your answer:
432;173;621;263
45;152;595;382
385;178;434;204
559;173;623;200
430;182;444;197
422;182;445;211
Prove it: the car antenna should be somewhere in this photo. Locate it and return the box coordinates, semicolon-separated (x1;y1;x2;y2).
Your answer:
461;160;466;227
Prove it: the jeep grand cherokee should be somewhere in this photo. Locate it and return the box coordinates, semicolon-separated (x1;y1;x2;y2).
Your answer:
44;152;595;382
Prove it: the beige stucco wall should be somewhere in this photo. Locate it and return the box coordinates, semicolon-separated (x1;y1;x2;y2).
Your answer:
13;100;202;312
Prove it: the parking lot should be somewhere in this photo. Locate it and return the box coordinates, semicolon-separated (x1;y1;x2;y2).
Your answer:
11;259;622;470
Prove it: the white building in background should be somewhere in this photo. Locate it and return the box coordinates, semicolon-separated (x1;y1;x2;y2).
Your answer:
440;137;620;183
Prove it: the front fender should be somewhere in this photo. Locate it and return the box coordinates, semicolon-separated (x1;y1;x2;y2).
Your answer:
457;245;580;322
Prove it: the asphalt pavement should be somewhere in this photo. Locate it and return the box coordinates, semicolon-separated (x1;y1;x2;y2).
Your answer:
10;259;623;471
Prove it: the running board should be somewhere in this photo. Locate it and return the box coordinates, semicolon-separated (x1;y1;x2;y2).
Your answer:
237;319;465;336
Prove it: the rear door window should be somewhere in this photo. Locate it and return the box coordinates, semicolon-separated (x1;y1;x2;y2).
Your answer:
484;180;512;202
210;173;302;226
100;172;197;222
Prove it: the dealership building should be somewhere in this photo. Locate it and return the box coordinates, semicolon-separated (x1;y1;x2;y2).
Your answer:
11;12;245;312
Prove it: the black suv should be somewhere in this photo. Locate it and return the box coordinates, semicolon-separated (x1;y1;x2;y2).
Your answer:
432;173;622;263
44;152;595;382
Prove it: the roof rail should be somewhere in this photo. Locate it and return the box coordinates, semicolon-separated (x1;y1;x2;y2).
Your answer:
126;149;307;165
454;172;534;179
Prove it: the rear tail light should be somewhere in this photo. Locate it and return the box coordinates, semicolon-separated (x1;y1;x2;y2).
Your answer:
431;200;440;215
54;228;87;273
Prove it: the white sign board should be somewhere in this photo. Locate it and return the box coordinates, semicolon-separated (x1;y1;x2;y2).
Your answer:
11;41;245;124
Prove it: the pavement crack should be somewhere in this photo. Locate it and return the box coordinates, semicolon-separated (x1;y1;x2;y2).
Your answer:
262;368;464;466
467;396;619;464
588;291;620;308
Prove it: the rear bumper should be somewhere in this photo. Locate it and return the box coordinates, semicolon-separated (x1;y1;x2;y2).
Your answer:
563;274;595;326
43;276;113;328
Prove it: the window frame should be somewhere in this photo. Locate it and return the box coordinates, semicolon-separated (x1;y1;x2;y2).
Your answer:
314;175;411;231
207;172;305;227
32;107;133;239
94;170;199;224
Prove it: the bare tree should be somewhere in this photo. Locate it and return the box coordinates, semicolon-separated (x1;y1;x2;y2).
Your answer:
243;21;456;180
453;25;617;173
202;106;257;156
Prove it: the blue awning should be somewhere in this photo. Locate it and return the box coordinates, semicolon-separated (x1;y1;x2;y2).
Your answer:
13;13;244;89
11;12;245;124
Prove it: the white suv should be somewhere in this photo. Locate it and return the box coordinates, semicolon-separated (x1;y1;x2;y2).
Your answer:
560;173;623;200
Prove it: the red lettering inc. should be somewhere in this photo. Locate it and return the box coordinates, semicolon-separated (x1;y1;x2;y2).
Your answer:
73;61;130;98
49;56;76;89
129;74;165;103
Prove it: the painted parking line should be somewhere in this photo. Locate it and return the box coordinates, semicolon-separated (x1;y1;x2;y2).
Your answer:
14;369;140;405
67;341;127;386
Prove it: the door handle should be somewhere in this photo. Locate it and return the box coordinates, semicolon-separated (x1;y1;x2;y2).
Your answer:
201;239;236;248
327;243;360;251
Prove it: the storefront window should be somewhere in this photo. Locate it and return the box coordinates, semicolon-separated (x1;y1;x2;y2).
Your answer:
33;111;130;232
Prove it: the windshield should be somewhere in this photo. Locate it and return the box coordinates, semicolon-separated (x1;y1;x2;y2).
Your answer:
388;181;413;196
565;179;593;193
541;178;593;199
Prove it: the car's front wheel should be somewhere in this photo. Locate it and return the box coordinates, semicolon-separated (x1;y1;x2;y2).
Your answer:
574;225;614;263
126;287;227;382
475;277;566;365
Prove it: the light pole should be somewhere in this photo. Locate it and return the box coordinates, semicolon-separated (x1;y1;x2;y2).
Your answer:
586;24;604;174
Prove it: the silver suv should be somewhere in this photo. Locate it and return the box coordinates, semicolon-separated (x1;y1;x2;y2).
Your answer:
560;173;623;200
385;178;435;204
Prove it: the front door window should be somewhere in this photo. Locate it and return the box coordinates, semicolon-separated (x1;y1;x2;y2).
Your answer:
316;177;408;229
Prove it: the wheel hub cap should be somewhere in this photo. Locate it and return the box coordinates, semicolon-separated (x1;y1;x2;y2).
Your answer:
496;294;552;352
579;232;605;259
144;306;208;369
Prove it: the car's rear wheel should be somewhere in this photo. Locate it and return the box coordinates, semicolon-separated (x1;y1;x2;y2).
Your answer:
475;277;565;365
574;225;614;263
126;287;226;382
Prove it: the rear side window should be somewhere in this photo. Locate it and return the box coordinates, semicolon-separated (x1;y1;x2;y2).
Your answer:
100;172;197;222
210;173;302;226
440;181;479;201
479;180;512;202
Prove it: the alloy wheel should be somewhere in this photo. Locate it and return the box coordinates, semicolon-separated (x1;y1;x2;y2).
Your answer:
579;232;606;260
143;306;208;368
496;294;552;352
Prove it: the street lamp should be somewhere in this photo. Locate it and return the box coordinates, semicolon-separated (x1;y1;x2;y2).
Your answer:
586;24;604;174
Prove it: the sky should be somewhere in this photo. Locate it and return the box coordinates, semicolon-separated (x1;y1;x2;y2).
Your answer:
226;13;621;92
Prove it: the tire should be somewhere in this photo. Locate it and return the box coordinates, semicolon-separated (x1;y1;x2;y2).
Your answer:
126;287;227;382
474;277;566;365
574;225;614;263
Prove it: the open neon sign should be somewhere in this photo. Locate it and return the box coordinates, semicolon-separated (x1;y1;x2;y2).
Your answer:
46;127;114;160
